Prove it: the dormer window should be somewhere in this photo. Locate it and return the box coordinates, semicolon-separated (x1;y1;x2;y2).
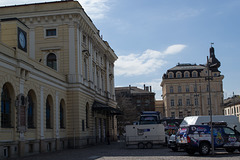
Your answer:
192;71;197;77
184;71;189;78
176;72;181;78
168;72;173;78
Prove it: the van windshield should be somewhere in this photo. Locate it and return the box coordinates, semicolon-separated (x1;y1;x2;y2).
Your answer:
140;116;158;124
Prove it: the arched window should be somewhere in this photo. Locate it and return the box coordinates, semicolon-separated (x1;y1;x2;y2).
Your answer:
168;72;173;78
192;71;197;77
176;72;181;78
46;98;51;129
184;71;189;78
47;53;57;70
60;102;64;129
28;94;34;128
1;85;11;128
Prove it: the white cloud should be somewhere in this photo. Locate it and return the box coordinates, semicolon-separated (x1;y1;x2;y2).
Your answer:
135;79;163;100
163;44;187;55
78;0;111;19
115;44;186;76
0;0;111;20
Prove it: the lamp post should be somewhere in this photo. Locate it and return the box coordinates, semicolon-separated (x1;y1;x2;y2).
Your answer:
233;92;236;116
206;56;214;155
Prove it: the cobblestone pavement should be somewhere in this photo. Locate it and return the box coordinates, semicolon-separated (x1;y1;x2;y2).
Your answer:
10;142;240;160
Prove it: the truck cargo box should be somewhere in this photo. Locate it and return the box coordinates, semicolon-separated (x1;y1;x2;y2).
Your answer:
125;124;165;148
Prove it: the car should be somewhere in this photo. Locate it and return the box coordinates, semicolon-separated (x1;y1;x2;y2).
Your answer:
168;134;178;151
175;123;240;155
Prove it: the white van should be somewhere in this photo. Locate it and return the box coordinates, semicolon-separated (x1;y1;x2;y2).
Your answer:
180;115;240;132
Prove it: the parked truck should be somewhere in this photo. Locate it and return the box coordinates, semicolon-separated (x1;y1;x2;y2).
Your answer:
125;111;165;148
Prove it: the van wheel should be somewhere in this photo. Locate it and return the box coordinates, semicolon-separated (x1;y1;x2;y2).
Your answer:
186;148;195;155
199;142;210;155
172;147;178;152
225;148;235;153
138;142;145;149
146;142;153;149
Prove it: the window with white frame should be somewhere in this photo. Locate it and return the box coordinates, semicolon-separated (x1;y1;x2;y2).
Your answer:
178;99;182;106
168;72;173;78
195;98;199;106
184;71;189;78
45;28;57;38
176;72;181;78
192;71;197;77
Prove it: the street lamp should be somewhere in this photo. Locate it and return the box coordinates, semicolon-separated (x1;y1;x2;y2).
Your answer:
206;56;214;155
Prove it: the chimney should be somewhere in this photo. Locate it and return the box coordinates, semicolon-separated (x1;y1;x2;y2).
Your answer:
150;86;152;92
144;84;146;90
146;86;149;91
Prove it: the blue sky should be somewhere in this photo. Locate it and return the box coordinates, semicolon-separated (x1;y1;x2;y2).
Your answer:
0;0;239;99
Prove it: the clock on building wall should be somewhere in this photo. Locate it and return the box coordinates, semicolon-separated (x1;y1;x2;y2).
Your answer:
18;27;27;52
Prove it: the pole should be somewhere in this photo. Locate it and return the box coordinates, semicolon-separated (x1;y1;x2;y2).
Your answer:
207;56;214;155
233;92;236;116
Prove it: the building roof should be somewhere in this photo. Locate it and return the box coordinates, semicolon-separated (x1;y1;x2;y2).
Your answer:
168;63;206;71
224;95;240;107
115;86;155;95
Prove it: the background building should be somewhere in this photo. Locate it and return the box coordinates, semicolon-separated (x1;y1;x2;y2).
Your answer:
161;46;224;118
115;85;155;135
224;95;240;122
155;100;164;118
0;1;118;158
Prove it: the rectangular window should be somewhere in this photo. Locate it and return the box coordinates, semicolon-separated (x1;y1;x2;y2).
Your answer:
186;86;189;92
186;99;190;106
82;120;85;131
171;112;175;118
195;110;199;116
194;86;197;92
170;86;173;93
170;99;174;106
179;111;183;118
46;29;56;37
178;99;182;106
208;97;211;105
207;85;209;92
178;86;182;93
195;98;199;106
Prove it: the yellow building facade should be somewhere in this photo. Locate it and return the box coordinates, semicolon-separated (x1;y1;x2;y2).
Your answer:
0;1;118;158
161;47;224;118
